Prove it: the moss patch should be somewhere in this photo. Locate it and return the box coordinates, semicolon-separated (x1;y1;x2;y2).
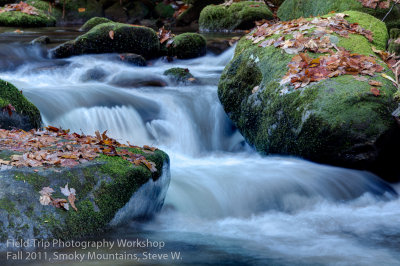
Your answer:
79;17;113;31
171;33;206;59
199;1;273;31
52;22;160;59
0;79;42;129
278;0;400;30
0;8;56;27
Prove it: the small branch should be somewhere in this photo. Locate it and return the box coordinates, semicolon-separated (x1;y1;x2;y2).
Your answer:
382;0;400;22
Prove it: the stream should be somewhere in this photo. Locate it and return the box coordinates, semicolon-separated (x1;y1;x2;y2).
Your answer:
0;28;400;265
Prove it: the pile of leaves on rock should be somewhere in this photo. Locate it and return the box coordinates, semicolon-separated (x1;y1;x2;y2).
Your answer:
246;13;398;95
357;0;394;9
0;126;157;172
0;2;38;15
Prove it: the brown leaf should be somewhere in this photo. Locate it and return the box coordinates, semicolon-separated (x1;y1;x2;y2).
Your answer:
109;30;114;40
68;193;78;212
368;80;382;86
370;87;380;96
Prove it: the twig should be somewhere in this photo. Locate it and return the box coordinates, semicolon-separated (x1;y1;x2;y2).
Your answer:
382;0;400;22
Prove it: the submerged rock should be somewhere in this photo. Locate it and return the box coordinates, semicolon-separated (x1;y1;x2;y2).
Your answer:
170;33;207;59
164;67;195;83
0;79;41;130
31;35;50;45
119;53;146;66
79;67;109;82
79;17;113;31
199;1;273;32
218;11;400;181
278;0;400;30
0;147;170;244
52;22;160;59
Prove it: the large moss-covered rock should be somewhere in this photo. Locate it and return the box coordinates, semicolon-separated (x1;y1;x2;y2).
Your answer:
170;33;207;59
199;1;273;31
52;22;160;59
0;8;56;27
0;148;169;244
218;11;400;181
0;79;41;130
80;17;113;31
278;0;400;30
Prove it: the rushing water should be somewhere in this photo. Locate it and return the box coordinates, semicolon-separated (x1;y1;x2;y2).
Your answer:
1;37;400;265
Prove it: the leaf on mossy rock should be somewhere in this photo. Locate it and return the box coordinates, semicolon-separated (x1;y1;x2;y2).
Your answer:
0;127;158;172
0;2;39;16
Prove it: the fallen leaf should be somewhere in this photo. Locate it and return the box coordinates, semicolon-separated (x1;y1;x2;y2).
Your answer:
368;80;382;86
370;87;380;96
109;30;114;40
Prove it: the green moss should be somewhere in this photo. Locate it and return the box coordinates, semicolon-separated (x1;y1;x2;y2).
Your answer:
171;33;206;59
0;9;56;27
155;2;175;18
14;173;49;191
0;198;16;214
199;1;273;31
164;67;194;82
218;10;398;169
79;17;113;31
0;79;41;129
53;22;160;59
278;0;400;30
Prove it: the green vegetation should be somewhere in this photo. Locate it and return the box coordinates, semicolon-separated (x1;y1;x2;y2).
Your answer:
0;79;42;129
278;0;400;30
199;1;273;31
171;33;206;59
80;17;112;31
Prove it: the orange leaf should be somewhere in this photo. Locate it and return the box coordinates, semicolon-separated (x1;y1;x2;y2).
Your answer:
370;87;380;96
109;30;114;40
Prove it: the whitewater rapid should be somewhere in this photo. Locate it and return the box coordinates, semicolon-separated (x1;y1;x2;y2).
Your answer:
1;43;399;265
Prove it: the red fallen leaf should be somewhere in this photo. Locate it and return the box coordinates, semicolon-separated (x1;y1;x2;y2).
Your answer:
143;145;157;152
109;30;114;40
45;126;60;132
2;104;16;117
370;87;380;96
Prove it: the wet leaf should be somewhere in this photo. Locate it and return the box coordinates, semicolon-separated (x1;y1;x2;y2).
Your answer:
370;87;380;96
368;80;382;86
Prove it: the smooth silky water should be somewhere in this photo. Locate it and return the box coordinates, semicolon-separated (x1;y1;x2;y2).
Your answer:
0;35;399;265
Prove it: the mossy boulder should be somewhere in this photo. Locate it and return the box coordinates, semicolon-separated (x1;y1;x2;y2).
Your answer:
119;53;146;66
199;1;273;32
0;79;41;130
164;67;194;83
278;0;400;30
31;35;50;45
177;0;224;26
0;148;170;244
170;33;206;59
52;22;160;59
155;2;175;18
80;17;113;31
218;11;400;181
0;9;56;27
